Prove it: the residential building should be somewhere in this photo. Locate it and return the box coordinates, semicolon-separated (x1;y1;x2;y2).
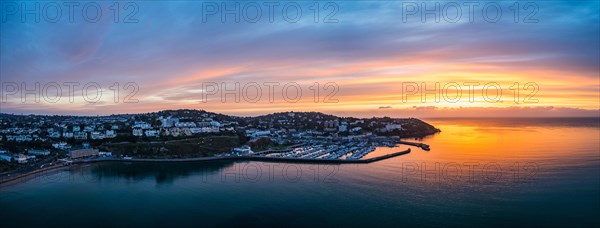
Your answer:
210;121;221;127
105;130;117;138
28;149;50;156
384;124;402;132
15;135;33;142
49;132;61;138
98;152;112;156
134;121;151;129
233;145;253;154
83;126;95;132
175;122;196;128
250;131;271;138
52;142;71;150
169;128;181;137
144;129;160;137
181;128;192;136
14;154;27;163
63;132;74;138
160;117;179;128
74;132;88;140
0;154;11;162
132;128;144;136
90;131;104;140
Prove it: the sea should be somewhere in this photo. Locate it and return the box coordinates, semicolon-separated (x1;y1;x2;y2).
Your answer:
1;118;599;227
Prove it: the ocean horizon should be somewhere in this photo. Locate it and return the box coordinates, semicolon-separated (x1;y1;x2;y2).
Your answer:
1;117;598;227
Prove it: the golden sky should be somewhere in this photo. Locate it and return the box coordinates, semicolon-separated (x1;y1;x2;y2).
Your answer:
1;1;598;117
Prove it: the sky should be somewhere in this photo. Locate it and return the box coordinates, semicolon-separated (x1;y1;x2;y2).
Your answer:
0;0;599;117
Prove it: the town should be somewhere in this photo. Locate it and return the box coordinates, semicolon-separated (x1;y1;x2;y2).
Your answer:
0;109;439;173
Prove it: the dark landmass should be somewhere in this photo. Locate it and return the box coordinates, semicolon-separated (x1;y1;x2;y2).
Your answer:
0;109;440;172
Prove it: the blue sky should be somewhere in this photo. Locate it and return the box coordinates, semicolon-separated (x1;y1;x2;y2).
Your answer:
1;0;598;117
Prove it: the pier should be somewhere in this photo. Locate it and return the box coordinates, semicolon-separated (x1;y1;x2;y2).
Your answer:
97;148;412;164
240;148;411;164
71;148;412;164
102;140;428;164
397;141;430;150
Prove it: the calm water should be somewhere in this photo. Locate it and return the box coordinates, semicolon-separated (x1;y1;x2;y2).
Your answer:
1;118;599;227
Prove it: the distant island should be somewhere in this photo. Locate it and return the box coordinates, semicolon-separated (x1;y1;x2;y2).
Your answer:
0;109;440;178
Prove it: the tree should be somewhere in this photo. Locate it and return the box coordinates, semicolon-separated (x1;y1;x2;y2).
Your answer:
248;137;271;150
237;132;249;145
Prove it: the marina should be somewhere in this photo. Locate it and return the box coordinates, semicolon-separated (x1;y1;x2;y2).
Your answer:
250;140;426;163
0;140;430;185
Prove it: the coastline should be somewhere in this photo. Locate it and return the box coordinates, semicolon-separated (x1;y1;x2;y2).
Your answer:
0;148;411;186
0;164;72;187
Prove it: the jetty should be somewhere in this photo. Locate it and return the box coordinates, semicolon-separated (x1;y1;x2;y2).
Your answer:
398;141;430;150
81;148;412;164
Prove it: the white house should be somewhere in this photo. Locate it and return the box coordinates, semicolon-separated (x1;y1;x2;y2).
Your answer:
14;154;27;163
52;142;71;150
233;145;253;154
250;131;271;138
169;128;181;137
189;128;203;134
28;149;50;156
83;126;95;132
144;130;160;137
15;135;33;142
90;131;105;140
210;121;221;127
134;121;151;129
190;127;219;133
175;122;196;128
74;132;88;140
385;124;402;131
98;152;112;156
160;117;179;128
351;127;362;132
132;128;144;137
105;130;117;138
49;132;61;138
63;132;74;138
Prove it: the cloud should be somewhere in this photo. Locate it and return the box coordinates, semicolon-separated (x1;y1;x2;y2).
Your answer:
0;1;598;116
412;106;437;111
